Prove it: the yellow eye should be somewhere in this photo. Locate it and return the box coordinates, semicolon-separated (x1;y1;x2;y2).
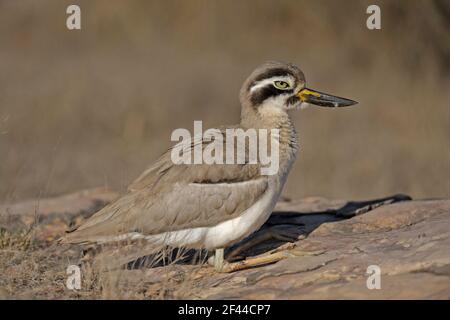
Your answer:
273;81;290;90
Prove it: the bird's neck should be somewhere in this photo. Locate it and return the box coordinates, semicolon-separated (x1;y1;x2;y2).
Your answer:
240;105;299;164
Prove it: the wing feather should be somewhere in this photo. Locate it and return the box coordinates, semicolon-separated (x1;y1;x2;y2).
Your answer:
62;128;267;244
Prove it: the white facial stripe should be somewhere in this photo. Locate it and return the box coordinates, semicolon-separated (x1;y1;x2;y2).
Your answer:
249;75;294;93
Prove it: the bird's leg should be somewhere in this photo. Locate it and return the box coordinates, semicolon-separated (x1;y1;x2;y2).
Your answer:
213;248;225;272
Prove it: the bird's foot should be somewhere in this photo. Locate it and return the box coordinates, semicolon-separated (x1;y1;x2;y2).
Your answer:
221;250;296;272
209;248;323;273
208;225;306;273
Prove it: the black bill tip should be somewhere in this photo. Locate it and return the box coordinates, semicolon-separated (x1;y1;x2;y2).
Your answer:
298;88;358;108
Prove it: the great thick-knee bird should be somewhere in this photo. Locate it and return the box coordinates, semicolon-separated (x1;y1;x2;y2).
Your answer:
60;61;357;271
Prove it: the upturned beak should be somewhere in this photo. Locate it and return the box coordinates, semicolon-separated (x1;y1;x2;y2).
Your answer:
297;88;358;108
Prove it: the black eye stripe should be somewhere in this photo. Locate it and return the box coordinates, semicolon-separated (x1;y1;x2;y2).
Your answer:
250;85;294;106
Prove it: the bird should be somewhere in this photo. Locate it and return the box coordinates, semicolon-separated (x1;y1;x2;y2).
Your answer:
60;61;357;272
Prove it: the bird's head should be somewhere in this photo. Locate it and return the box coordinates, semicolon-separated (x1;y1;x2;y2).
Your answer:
240;61;357;117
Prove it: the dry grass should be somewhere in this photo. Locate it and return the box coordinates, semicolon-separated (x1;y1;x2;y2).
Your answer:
0;229;210;299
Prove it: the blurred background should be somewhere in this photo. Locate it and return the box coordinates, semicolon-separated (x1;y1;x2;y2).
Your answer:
1;0;449;203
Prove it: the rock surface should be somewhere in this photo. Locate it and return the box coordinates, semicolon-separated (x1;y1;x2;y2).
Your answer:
1;189;449;299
